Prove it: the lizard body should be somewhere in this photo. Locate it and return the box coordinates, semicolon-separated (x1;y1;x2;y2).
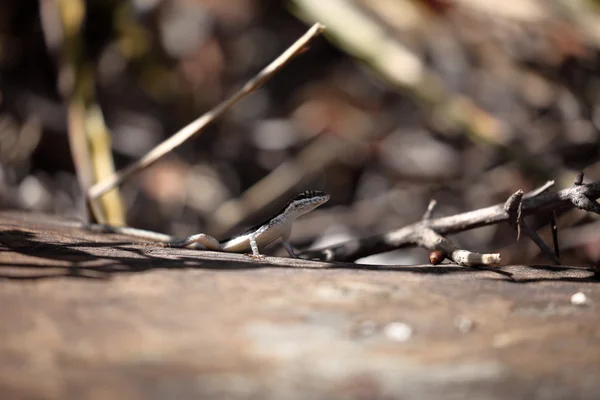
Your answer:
88;190;329;258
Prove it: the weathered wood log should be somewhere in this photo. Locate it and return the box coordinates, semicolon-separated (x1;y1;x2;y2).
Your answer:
0;211;598;400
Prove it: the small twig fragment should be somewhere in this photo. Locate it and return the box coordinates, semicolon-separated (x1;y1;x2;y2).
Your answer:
551;211;560;259
516;198;523;241
450;250;501;267
504;189;524;241
418;228;501;267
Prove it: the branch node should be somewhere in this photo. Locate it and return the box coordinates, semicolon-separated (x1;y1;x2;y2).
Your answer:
574;171;584;186
570;193;600;215
504;190;524;213
504;189;561;264
417;228;501;267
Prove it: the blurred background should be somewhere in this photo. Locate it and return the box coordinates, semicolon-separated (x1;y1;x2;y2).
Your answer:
1;0;600;265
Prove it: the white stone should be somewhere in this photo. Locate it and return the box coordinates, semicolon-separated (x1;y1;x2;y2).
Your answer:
571;292;588;306
455;316;474;333
384;322;413;342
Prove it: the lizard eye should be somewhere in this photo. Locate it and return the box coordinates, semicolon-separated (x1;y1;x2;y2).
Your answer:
299;190;324;199
289;190;328;205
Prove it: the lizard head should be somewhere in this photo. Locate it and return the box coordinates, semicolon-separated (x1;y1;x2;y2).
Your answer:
284;190;330;218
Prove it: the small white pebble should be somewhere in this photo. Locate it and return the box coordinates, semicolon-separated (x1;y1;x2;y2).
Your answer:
454;316;474;333
384;322;413;342
571;292;588;306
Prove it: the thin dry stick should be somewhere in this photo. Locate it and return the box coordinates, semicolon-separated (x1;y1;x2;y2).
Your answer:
88;23;326;200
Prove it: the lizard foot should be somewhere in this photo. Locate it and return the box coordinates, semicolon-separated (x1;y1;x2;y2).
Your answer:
245;253;266;260
136;242;164;247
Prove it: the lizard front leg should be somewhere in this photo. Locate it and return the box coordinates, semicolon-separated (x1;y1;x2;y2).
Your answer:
246;234;265;259
280;226;298;258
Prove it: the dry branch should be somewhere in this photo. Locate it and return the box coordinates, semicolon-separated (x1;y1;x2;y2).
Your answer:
301;176;600;264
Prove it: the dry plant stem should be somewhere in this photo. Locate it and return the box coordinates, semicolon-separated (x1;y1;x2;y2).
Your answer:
66;102;102;223
302;177;600;263
47;0;123;225
87;23;326;200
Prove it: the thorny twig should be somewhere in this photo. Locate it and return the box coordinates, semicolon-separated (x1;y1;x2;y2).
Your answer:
301;176;600;265
87;23;326;201
422;199;437;220
503;189;561;265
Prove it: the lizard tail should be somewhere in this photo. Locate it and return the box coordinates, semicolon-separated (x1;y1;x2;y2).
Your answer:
87;224;176;243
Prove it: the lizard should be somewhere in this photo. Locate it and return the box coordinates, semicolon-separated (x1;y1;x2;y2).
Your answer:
87;190;330;259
